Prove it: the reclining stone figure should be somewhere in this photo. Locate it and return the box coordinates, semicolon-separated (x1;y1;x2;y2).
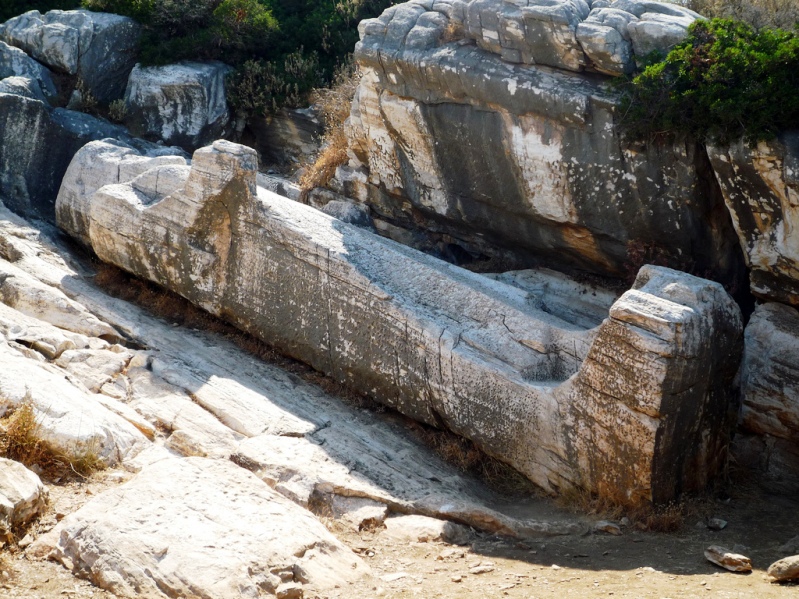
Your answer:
57;139;742;505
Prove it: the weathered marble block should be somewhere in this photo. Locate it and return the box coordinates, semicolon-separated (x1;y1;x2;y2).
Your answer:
57;140;742;505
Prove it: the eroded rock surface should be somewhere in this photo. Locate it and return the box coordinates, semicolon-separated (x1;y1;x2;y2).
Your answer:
124;61;232;150
46;457;369;598
708;133;799;306
56;139;742;504
0;9;140;102
336;0;742;286
733;302;799;493
0;41;56;99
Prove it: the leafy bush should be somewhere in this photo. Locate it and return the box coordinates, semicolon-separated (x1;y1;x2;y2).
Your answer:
619;18;799;144
227;50;321;117
0;0;79;22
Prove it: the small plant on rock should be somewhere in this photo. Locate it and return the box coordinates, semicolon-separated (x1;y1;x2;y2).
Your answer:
108;98;128;123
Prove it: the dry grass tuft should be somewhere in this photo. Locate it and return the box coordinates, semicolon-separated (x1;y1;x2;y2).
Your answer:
0;400;50;469
405;420;538;497
0;400;104;481
556;486;705;532
298;61;362;199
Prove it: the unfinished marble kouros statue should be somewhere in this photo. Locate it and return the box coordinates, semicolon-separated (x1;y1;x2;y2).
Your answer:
57;139;742;505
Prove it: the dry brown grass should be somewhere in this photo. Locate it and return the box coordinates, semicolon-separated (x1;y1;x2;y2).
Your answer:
555;486;706;533
675;0;799;29
404;420;538;497
0;400;103;482
298;61;362;199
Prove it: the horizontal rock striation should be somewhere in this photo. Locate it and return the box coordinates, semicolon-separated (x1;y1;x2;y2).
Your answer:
57;140;743;504
334;0;744;289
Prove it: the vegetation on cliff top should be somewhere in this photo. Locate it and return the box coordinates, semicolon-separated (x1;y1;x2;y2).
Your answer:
619;17;799;144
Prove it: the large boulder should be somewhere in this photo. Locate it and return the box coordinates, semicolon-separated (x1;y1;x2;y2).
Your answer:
0;9;140;102
0;40;56;99
337;0;743;288
56;140;743;504
43;457;368;598
123;61;232;150
708;133;799;307
733;302;799;492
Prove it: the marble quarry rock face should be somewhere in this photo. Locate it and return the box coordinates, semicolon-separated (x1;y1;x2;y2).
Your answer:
335;0;744;291
56;140;743;505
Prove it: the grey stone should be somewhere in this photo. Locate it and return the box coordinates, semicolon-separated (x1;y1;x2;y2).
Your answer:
768;555;799;582
704;546;752;572
42;457;369;597
576;8;638;75
248;106;322;165
0;75;47;102
123;61;232;150
321;199;375;229
731;303;799;492
57;140;743;505
0;40;56;98
0;9;140;102
384;514;472;545
0;92;178;222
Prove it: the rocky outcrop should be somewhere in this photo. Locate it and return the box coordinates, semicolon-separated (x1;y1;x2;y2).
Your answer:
733;302;799;493
44;457;369;598
0;40;56;99
708;134;799;307
0;9;140;102
124;61;232;150
0;458;47;532
56;140;742;504
334;0;743;287
458;0;700;74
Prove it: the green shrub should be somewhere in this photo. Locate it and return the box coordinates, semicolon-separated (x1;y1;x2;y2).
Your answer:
619;18;799;144
78;0;398;113
227;50;320;117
